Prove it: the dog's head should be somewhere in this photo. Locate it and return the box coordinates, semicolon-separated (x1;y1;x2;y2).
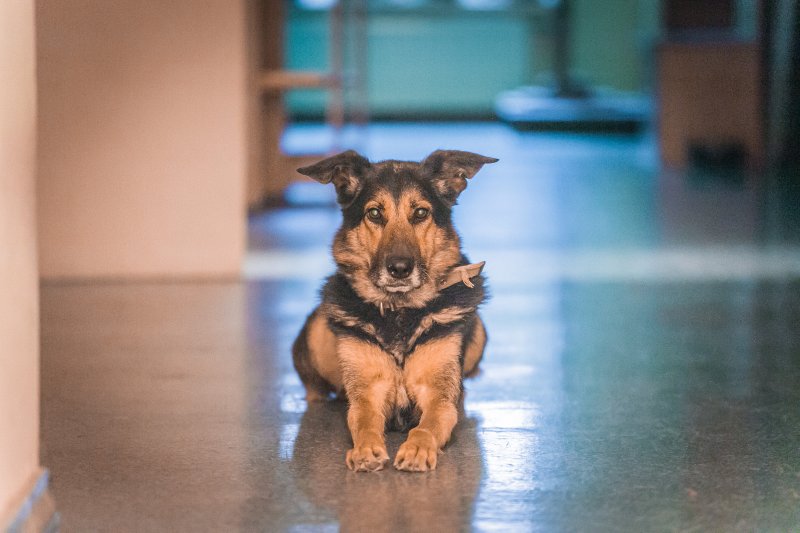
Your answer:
298;149;497;308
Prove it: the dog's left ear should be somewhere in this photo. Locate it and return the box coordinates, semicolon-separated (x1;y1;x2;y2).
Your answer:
421;150;498;205
297;150;371;207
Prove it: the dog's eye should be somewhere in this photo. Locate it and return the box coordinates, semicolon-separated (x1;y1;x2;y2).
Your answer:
413;207;430;221
366;207;382;222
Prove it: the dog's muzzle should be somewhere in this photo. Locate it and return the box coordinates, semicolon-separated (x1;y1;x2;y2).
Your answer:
377;255;421;293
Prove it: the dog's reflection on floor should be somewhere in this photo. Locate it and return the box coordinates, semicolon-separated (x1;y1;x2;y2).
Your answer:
290;400;482;531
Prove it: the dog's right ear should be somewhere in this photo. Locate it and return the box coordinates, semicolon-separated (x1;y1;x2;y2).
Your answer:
297;150;370;207
421;150;498;206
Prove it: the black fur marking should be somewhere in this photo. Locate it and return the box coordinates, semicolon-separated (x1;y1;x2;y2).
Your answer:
420;150;499;206
297;150;371;207
388;402;419;432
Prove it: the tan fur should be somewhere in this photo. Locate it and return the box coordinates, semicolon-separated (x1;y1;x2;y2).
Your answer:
338;337;399;472
429;305;473;324
332;190;393;277
336;333;466;472
306;312;343;393
394;334;463;471
463;316;487;377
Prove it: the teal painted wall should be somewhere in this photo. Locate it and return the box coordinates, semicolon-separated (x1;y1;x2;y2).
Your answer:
286;2;661;117
572;0;660;92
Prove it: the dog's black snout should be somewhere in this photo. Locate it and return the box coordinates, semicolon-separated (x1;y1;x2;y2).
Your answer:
386;256;414;279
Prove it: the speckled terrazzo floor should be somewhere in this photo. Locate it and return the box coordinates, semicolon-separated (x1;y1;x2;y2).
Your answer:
42;124;800;531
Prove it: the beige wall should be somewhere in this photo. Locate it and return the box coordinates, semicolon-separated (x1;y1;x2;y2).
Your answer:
37;0;248;279
0;0;41;522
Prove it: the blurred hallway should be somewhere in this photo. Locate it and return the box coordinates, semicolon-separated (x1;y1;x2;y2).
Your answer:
41;124;800;531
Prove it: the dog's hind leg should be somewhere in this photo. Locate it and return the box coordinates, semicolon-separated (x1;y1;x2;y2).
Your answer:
462;314;487;378
292;309;341;401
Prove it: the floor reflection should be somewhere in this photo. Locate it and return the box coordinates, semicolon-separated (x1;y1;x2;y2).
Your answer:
289;401;483;532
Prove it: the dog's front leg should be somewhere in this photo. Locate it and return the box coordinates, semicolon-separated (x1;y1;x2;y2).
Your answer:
338;337;395;472
395;335;462;472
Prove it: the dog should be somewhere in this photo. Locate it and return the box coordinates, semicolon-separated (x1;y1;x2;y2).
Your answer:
291;149;497;472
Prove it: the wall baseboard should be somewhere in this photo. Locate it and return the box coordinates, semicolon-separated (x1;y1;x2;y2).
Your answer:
3;469;59;533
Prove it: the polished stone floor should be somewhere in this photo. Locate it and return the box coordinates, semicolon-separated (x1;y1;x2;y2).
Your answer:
42;124;800;531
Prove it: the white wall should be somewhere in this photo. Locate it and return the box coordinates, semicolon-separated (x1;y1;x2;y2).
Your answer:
0;0;40;521
37;0;248;279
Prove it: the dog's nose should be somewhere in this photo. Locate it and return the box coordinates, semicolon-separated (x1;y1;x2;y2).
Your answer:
386;256;414;279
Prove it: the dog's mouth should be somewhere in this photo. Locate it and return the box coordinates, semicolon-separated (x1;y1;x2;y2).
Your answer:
382;283;415;294
374;271;424;295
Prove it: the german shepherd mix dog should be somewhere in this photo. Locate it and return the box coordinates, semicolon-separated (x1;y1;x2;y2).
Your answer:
292;149;497;472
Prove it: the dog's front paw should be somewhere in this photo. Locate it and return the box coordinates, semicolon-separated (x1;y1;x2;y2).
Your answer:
394;428;439;472
346;443;389;472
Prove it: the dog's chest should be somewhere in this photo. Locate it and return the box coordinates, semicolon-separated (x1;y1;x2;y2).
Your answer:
326;301;476;367
323;272;485;365
374;310;427;365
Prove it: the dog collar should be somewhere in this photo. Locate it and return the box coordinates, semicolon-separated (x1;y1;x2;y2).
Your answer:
437;261;485;290
377;262;485;316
